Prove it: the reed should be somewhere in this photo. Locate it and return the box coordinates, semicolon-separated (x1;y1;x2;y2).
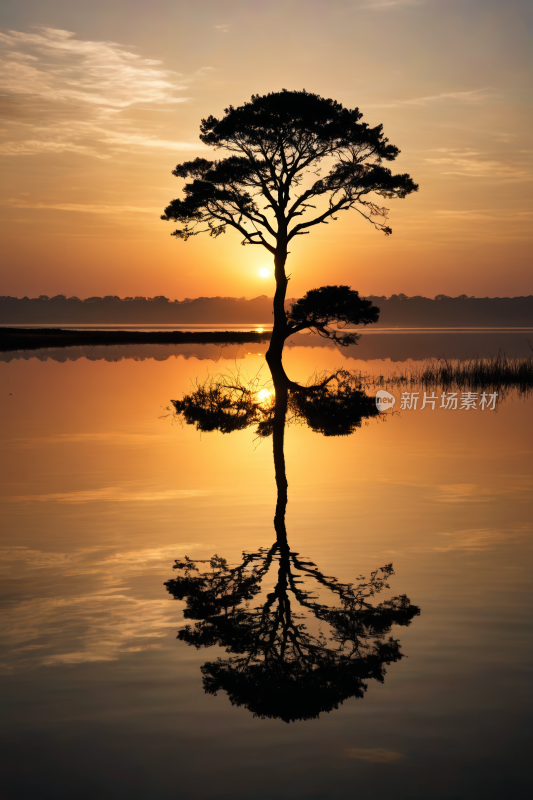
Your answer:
360;354;533;396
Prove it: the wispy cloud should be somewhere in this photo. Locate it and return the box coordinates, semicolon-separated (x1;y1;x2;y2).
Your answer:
366;87;494;109
425;148;532;179
4;199;162;214
432;479;533;503
361;0;422;10
0;27;186;108
403;88;493;107
5;487;209;503
434;209;533;222
0;27;204;157
432;525;530;553
214;24;230;33
0;543;203;669
433;483;491;503
342;748;404;762
7;432;170;445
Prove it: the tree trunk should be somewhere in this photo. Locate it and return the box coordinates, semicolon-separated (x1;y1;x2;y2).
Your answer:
271;387;292;650
272;385;288;546
266;249;293;390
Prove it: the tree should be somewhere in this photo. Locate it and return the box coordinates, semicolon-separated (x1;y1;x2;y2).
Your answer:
162;89;418;388
166;354;420;721
166;372;419;721
286;285;378;347
167;550;418;722
171;369;380;438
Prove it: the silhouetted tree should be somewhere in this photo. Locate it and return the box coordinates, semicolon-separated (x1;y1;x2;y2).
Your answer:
166;374;418;721
172;378;263;434
171;370;379;438
289;370;379;436
166;550;418;722
162;90;418;387
286;285;379;347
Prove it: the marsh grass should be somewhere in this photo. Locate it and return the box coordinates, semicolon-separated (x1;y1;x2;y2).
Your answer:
360;354;533;397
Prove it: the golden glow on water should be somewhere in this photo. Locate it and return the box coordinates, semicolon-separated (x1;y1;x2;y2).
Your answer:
0;342;531;796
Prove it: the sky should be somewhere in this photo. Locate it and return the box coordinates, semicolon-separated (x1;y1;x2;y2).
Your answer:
0;0;531;300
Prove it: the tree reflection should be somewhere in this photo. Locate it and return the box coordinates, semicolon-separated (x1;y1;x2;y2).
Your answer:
166;373;419;722
171;368;380;438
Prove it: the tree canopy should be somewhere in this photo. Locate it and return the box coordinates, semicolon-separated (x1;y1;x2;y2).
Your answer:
286;285;379;346
162;90;418;388
162;89;418;250
171;369;380;438
166;370;419;720
166;551;419;722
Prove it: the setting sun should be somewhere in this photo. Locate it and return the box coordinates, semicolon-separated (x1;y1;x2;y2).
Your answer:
259;268;270;278
257;388;273;403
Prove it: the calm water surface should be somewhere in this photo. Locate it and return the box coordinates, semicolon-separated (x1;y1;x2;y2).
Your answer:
1;335;531;799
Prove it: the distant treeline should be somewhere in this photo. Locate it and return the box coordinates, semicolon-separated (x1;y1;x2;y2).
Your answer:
1;293;532;327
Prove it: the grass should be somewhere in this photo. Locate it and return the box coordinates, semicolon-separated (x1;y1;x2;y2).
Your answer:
359;354;533;396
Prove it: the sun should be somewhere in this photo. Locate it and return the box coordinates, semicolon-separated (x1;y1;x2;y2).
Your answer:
259;268;270;278
257;388;273;403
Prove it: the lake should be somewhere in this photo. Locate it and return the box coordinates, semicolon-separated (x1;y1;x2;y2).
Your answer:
1;331;532;799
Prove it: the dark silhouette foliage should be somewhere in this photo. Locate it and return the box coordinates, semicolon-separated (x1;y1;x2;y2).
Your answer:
162;90;417;246
161;89;418;387
171;370;380;438
166;550;419;722
290;371;379;436
172;380;263;434
166;373;419;721
286;285;380;346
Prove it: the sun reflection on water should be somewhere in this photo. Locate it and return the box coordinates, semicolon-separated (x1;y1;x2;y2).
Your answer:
257;388;273;404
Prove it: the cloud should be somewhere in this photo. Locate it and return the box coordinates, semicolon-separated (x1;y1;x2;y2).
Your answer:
0;27;186;108
366;87;495;109
433;483;490;503
433;479;533;503
5;487;209;503
0;27;204;157
342;748;403;763
434;209;533;222
362;0;420;9
425;148;532;180
4;200;162;215
7;432;170;445
214;24;230;33
0;543;199;572
402;88;493;106
432;525;530;553
0;543;203;669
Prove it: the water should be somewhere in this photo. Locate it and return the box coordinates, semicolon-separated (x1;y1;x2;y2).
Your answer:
2;328;532;364
0;333;531;798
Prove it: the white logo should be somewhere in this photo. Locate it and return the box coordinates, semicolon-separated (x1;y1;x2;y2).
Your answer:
375;390;396;412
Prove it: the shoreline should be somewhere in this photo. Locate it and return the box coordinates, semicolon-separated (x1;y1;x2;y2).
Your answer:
0;327;272;352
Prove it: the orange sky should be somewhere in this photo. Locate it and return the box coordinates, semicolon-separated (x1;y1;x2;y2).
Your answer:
0;0;531;300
